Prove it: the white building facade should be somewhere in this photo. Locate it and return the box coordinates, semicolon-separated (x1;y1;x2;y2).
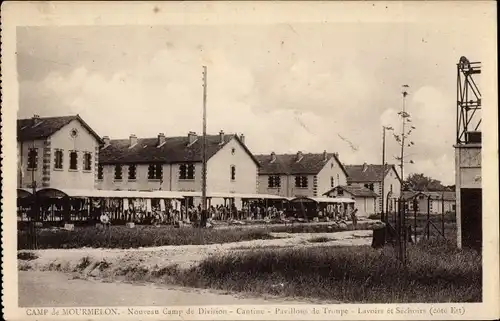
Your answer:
17;115;102;191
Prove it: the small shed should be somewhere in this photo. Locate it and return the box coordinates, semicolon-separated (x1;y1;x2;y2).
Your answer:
323;185;378;218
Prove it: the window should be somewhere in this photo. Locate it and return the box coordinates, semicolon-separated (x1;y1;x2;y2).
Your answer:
364;183;374;191
295;176;308;188
268;175;281;188
179;163;195;180
231;148;236;155
83;152;92;171
230;165;236;181
114;164;123;180
27;148;38;170
54;149;63;169
69;151;78;170
330;177;335;187
148;164;162;180
128;164;137;180
97;165;103;180
390;184;393;192
337;189;344;196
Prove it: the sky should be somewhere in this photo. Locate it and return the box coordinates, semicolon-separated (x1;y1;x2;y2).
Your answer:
16;16;488;185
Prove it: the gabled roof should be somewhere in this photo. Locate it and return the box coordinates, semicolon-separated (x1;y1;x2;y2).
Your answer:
17;115;102;143
403;191;456;201
99;133;260;166
345;164;401;183
255;152;348;176
323;185;378;198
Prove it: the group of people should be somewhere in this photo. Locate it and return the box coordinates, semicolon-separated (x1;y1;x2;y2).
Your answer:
96;200;358;227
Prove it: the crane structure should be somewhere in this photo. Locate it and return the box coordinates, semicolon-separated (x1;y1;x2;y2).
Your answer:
454;56;482;250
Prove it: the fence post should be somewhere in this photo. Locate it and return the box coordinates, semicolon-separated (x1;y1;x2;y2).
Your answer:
426;195;431;239
414;199;417;243
441;193;445;238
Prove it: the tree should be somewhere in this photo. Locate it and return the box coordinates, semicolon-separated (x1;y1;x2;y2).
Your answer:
404;173;446;191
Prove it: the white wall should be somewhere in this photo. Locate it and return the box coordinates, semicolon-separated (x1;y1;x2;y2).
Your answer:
18;139;46;188
378;166;402;212
258;174;316;198
50;119;100;190
207;137;258;194
317;156;348;196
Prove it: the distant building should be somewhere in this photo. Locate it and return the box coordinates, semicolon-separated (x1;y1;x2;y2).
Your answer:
323;185;378;218
17;115;102;190
345;163;401;214
255;151;348;198
403;191;456;215
97;131;259;205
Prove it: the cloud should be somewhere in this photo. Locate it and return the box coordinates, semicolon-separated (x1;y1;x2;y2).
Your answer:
18;23;476;185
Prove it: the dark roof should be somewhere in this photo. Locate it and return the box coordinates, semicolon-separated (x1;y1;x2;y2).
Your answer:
403;191;456;201
99;133;260;165
345;164;401;183
323;185;378;198
255;152;348;176
17;115;102;143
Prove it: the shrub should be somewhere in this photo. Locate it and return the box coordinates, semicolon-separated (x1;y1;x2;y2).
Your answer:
308;236;332;243
17;226;276;250
17;251;38;261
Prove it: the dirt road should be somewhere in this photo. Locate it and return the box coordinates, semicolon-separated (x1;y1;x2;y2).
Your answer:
19;271;309;307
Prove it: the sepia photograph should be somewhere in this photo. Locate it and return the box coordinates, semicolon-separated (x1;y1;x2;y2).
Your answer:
2;1;498;320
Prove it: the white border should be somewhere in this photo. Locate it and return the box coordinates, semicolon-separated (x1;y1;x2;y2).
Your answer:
1;1;498;320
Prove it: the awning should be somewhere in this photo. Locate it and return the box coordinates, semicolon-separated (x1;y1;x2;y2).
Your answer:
17;188;33;199
289;197;355;204
180;191;289;200
35;188;187;199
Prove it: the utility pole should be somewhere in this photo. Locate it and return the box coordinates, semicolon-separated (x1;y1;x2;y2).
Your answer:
381;127;386;223
201;66;208;226
381;125;393;223
399;85;409;265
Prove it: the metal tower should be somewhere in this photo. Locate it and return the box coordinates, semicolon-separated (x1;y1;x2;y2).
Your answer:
456;56;481;144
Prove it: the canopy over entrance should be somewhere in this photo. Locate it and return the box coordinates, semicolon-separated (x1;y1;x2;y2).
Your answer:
17;188;33;199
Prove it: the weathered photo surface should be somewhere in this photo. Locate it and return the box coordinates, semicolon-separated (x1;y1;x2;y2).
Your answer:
1;1;498;320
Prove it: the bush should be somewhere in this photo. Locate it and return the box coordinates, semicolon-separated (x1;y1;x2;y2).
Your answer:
308;236;332;243
17;226;275;250
17;251;38;261
183;241;481;303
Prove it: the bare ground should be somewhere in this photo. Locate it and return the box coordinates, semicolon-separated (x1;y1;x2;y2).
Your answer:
19;230;373;271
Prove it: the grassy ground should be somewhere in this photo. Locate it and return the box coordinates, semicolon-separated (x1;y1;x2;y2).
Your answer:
35;239;480;303
17;225;274;250
18;221;381;250
177;240;480;303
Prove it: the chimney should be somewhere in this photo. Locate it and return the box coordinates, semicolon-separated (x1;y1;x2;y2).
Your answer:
188;131;197;145
362;162;368;172
296;151;303;162
102;136;110;147
32;114;41;126
270;152;277;163
157;133;166;147
323;150;328;161
129;134;137;148
239;133;245;144
219;130;225;145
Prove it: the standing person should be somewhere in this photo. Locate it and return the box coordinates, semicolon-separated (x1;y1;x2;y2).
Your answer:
350;208;358;229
